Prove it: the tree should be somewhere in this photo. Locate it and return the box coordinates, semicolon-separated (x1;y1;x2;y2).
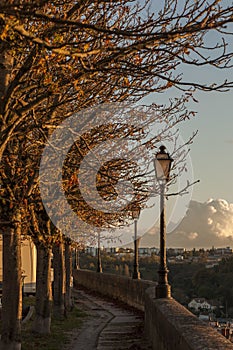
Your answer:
29;202;54;334
1;209;22;350
64;237;73;313
1;0;233;158
29;200;82;332
1;1;233;349
124;263;130;277
52;231;66;320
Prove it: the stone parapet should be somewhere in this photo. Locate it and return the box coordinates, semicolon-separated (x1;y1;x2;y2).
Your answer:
73;269;155;311
145;287;233;350
73;269;233;349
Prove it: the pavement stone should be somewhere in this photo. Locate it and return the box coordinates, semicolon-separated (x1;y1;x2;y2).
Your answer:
69;288;152;350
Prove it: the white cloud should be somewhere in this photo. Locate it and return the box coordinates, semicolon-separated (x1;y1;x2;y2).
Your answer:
167;199;233;248
207;218;213;225
188;232;198;240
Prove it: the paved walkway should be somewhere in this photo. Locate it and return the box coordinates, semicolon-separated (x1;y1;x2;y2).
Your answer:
69;288;152;350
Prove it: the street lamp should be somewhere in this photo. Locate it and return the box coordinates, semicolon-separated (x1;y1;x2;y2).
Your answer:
154;145;173;298
74;247;80;269
97;231;102;273
22;274;27;298
132;206;141;279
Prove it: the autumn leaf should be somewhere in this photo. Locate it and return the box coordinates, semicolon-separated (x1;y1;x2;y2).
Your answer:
166;81;173;88
124;77;130;86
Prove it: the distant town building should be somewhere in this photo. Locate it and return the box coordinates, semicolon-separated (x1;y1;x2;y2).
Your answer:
138;247;151;256
105;247;119;254
167;248;186;256
199;314;210;321
85;247;97;256
205;262;219;269
188;298;216;312
214;247;232;255
150;247;159;255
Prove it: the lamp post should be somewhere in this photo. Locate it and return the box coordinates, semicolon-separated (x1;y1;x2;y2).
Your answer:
132;206;141;279
74;247;80;269
154;145;173;298
22;274;27;298
97;231;102;273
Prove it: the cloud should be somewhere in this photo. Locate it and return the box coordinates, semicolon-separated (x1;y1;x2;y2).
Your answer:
188;232;198;240
167;199;233;248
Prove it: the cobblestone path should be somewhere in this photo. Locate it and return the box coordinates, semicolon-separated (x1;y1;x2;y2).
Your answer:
69;288;152;350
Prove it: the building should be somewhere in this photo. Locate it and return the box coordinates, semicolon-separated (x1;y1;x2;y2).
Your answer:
150;247;159;255
214;247;232;255
0;236;37;295
188;298;216;312
104;247;119;254
167;248;186;256
85;246;97;256
138;247;151;256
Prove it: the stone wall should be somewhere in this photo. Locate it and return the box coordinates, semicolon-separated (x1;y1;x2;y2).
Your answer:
73;269;155;311
73;269;233;349
145;287;233;350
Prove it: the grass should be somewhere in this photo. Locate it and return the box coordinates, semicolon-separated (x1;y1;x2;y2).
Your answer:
21;297;87;350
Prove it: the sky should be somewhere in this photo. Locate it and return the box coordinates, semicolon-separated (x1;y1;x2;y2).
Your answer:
148;83;233;204
176;88;233;204
99;1;233;249
120;2;233;249
105;84;233;249
139;66;233;249
100;71;233;248
146;0;233;203
139;1;233;248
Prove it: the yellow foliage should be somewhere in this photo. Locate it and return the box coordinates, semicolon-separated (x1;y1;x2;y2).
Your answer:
0;24;9;40
166;81;173;88
124;77;130;86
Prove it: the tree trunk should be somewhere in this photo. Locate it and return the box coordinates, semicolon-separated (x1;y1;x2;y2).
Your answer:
64;242;72;313
0;36;14;160
0;209;22;350
32;243;52;334
52;242;65;319
0;40;13;110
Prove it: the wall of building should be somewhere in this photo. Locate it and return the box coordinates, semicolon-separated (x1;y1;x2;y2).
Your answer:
0;235;37;294
73;269;233;349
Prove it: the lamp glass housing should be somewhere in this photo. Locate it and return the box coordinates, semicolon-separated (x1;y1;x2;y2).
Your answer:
154;146;173;183
132;206;140;220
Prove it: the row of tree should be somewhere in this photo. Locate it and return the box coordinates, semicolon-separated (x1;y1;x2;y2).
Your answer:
2;221;78;340
29;224;76;332
0;1;233;349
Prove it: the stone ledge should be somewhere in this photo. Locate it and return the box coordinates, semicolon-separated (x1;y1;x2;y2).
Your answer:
145;287;233;350
73;270;233;349
73;269;155;311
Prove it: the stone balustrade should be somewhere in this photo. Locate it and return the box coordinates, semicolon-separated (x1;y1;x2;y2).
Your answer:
73;268;154;311
73;269;233;349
